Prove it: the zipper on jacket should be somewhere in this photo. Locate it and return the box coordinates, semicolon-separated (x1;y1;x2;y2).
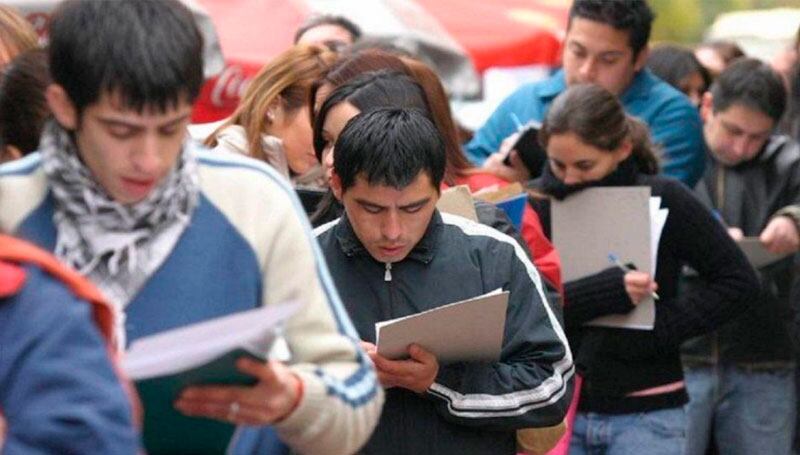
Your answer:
713;167;725;366
384;262;398;326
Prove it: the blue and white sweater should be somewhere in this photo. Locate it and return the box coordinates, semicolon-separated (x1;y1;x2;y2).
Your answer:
0;147;383;454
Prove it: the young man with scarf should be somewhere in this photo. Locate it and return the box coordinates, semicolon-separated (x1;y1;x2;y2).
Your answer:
0;1;382;453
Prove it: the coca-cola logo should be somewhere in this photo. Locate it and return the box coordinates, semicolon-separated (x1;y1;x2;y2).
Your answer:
25;12;50;42
210;64;253;108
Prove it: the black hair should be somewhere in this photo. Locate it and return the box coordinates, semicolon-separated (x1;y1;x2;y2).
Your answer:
568;0;654;57
313;70;429;161
0;48;50;155
294;14;362;44
540;84;659;175
48;0;204;115
647;44;710;93
334;108;445;192
710;58;786;123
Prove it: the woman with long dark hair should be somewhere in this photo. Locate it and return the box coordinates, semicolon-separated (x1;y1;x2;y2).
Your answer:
528;84;758;454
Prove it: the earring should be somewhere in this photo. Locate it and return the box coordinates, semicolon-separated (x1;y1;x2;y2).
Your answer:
267;110;275;122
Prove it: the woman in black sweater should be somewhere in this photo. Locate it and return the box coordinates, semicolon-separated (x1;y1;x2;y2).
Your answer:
527;84;758;454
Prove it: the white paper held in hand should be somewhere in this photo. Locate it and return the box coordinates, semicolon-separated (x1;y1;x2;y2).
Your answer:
736;237;792;269
552;187;667;330
375;288;508;363
124;302;301;380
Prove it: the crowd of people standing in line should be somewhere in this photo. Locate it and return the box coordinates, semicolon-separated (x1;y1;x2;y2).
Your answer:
0;0;799;454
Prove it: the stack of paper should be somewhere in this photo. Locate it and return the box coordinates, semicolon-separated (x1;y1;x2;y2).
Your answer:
124;303;299;454
376;289;509;363
552;187;668;330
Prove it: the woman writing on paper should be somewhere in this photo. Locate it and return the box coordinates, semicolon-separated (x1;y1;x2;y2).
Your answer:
526;84;758;455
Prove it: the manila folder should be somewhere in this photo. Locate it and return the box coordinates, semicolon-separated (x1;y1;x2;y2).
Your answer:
437;185;479;222
376;289;508;363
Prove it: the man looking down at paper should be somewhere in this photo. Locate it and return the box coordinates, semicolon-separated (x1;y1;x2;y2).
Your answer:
682;58;800;455
0;1;382;453
468;0;705;188
526;84;757;454
315;108;573;454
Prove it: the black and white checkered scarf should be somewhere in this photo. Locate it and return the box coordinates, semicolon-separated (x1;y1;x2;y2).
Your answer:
40;121;199;319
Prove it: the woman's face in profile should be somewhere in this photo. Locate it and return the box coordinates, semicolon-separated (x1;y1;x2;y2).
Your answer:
546;132;631;185
319;101;361;182
678;71;706;108
272;105;318;176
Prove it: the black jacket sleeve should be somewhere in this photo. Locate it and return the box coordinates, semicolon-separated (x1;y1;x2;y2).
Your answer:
427;235;573;430
563;267;634;330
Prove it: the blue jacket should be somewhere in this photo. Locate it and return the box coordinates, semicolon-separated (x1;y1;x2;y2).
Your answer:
0;263;138;454
466;69;706;187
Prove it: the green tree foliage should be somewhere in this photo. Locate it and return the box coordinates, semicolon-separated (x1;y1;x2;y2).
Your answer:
649;0;796;46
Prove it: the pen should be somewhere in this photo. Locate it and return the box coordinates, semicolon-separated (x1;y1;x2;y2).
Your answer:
608;253;660;300
509;112;524;132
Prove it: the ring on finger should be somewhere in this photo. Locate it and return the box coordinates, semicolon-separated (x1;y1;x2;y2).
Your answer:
228;401;240;421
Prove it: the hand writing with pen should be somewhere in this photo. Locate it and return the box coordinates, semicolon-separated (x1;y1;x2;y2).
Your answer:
609;253;659;305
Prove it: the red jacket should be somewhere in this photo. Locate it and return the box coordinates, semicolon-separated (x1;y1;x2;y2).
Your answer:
453;172;563;293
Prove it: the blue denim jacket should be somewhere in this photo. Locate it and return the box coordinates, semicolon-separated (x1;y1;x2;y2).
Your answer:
466;69;705;187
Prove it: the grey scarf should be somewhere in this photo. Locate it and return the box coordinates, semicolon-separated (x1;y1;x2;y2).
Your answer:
40;121;199;319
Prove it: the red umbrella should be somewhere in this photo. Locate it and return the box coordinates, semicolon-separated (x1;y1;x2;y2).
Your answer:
191;0;306;122
416;0;569;72
192;0;570;123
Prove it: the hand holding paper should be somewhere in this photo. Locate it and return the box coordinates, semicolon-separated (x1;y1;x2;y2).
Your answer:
760;216;800;255
728;227;744;241
375;289;508;363
366;343;439;393
483;150;530;182
175;358;302;426
123;303;300;453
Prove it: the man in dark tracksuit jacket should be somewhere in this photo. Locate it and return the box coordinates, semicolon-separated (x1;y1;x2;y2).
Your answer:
682;58;800;455
316;108;573;454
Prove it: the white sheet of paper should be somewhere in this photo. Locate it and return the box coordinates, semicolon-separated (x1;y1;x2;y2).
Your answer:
376;289;508;363
124;303;300;380
650;197;669;275
552;187;657;330
737;237;791;269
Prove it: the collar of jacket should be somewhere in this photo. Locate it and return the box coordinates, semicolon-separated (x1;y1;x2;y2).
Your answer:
537;69;653;104
333;210;444;264
705;134;798;172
